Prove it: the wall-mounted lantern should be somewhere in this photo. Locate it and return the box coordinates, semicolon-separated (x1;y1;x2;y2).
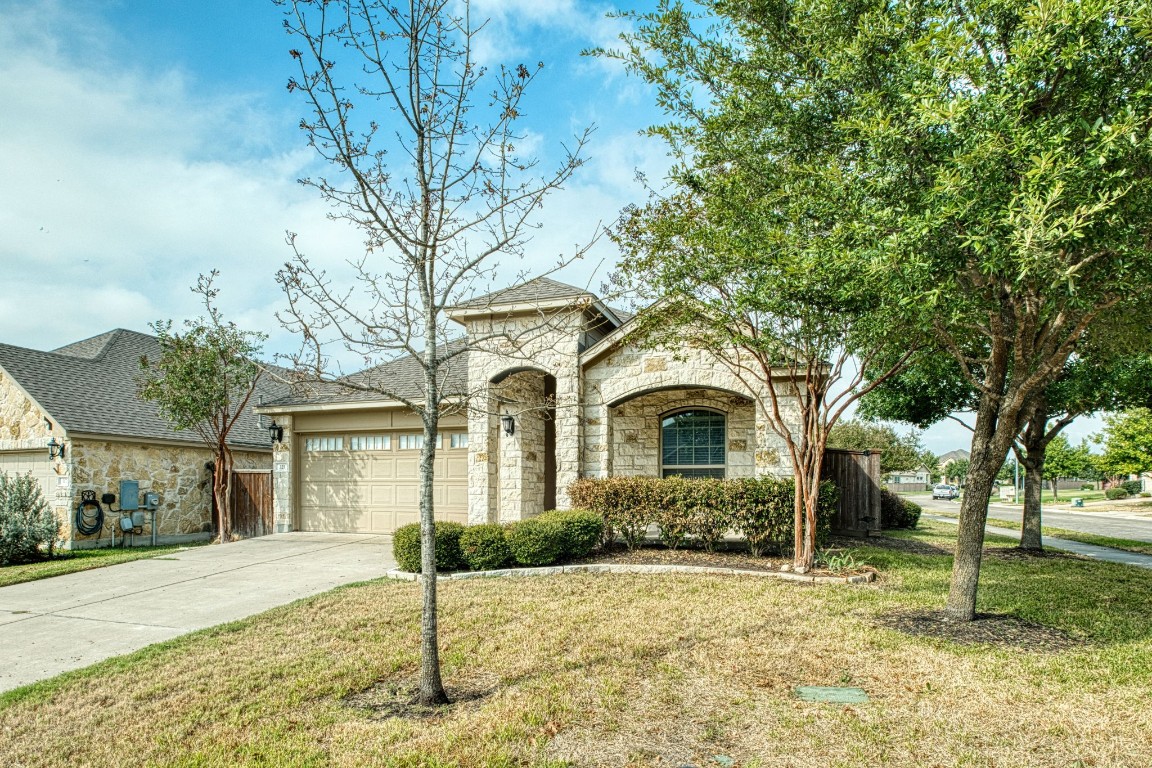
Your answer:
47;437;65;460
500;414;516;436
268;420;284;444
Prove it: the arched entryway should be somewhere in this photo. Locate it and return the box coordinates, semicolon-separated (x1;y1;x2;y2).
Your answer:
490;368;558;519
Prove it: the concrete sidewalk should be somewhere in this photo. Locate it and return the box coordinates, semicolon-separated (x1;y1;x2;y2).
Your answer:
925;515;1152;570
0;532;395;693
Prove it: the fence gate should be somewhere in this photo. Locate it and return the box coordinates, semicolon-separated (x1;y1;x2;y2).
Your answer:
229;470;273;539
821;449;882;536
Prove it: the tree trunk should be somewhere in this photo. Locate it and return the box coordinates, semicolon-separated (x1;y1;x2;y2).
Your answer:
1018;399;1048;551
213;444;234;543
944;401;1016;621
1021;456;1044;550
416;409;449;706
1050;478;1059;501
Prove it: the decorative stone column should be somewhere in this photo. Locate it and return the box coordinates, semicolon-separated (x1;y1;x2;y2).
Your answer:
271;414;295;533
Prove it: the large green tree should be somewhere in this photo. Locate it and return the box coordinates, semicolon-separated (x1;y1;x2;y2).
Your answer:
1096;409;1152;478
607;2;920;572
1040;436;1094;500
611;0;1152;618
138;273;266;544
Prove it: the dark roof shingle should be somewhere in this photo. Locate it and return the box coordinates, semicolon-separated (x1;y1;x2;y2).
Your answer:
0;330;283;449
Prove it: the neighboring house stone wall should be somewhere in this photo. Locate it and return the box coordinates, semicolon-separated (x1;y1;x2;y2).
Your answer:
68;440;269;545
0;368;52;444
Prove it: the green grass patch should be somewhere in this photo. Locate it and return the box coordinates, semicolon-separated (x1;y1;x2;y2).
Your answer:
0;543;207;587
1;521;1150;767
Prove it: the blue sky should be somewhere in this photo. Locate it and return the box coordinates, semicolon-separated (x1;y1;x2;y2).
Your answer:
0;0;1103;456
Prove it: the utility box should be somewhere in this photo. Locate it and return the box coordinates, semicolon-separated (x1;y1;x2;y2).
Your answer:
119;480;140;511
1072;497;1084;508
143;492;160;510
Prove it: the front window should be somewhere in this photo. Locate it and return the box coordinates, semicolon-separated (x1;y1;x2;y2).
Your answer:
661;409;726;479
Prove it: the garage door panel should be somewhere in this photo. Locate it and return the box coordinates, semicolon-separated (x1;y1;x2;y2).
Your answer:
299;432;467;534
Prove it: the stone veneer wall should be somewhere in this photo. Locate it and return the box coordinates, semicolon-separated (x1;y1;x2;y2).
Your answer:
0;367;71;533
69;440;270;546
464;309;585;523
493;370;548;520
581;340;796;479
610;390;756;478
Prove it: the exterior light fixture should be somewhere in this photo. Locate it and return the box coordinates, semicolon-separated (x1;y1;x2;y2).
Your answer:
47;437;65;460
268;421;284;444
500;414;516;436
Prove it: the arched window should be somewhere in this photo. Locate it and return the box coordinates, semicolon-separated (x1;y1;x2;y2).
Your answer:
660;409;726;479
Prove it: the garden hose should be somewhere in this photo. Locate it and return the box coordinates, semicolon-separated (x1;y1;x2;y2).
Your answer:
75;491;105;536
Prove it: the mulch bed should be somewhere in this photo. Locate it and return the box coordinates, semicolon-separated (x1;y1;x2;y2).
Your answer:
872;609;1084;651
343;677;496;719
580;538;876;578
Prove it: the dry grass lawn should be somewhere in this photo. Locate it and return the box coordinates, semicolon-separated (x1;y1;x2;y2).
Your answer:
1;522;1150;767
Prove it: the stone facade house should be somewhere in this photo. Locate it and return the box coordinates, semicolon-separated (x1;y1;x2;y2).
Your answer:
0;330;276;548
257;278;799;534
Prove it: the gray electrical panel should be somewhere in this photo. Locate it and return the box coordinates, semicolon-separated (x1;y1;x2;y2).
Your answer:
119;480;140;511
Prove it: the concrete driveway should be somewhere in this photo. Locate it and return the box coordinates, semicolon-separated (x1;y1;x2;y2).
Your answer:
0;532;395;694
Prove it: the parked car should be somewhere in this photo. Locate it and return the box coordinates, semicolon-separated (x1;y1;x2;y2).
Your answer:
932;484;960;500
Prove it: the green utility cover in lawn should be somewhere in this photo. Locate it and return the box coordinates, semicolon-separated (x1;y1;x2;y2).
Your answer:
795;686;869;704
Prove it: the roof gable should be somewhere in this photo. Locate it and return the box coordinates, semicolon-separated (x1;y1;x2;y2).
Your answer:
0;330;280;449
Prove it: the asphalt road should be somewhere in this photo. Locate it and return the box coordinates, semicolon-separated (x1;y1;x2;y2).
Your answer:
916;495;1152;543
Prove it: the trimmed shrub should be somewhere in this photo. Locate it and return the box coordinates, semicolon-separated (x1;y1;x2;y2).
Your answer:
1080;483;1095;491
568;475;839;556
459;524;512;570
505;518;565;566
1121;480;1143;496
880;489;921;529
392;521;467;573
729;476;794;556
1105;487;1130;500
535;509;603;560
569;476;653;550
0;471;59;566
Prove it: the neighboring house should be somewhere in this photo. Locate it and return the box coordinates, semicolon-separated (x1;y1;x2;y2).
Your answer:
886;465;932;485
256;278;801;535
0;330;279;548
938;448;971;485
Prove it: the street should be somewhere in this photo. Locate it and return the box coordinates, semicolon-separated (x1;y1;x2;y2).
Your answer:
915;495;1152;543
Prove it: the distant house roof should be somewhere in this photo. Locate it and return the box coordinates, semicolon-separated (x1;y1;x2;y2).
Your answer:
938;449;970;465
0;329;283;449
261;340;470;409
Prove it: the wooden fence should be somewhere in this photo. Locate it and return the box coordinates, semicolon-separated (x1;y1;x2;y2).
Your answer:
822;449;882;536
211;470;274;539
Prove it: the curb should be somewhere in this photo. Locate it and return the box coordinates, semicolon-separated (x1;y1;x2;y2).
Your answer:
383;563;876;585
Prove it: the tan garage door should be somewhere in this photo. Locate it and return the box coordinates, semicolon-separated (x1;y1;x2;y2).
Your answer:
299;430;469;533
0;451;57;517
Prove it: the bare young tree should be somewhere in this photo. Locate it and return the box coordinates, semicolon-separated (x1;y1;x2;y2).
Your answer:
275;0;591;705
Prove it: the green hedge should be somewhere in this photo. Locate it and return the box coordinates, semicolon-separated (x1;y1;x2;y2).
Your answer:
505;518;564;567
568;476;838;554
1121;479;1143;496
535;510;603;560
880;489;921;529
1106;486;1130;500
392;521;467;573
459;523;511;570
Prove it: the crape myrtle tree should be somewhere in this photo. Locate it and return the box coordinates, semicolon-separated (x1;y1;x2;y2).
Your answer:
275;0;592;705
138;273;267;544
604;4;921;572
